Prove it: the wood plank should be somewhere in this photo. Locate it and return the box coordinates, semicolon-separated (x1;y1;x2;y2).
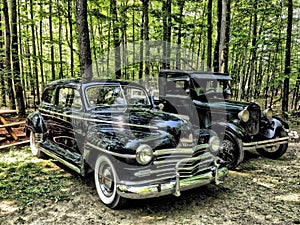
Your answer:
0;121;25;129
0;140;30;150
0;117;18;141
0;110;17;115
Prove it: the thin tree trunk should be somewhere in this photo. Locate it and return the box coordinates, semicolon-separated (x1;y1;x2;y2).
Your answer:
142;0;150;87
223;0;230;74
282;0;293;115
57;0;63;79
207;0;212;71
0;14;6;107
30;0;40;105
110;0;121;79
3;0;16;110
11;0;25;115
68;0;74;78
213;0;222;72
49;0;55;80
176;0;184;69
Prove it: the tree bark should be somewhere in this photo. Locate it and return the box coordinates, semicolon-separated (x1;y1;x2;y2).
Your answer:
0;14;6;107
11;0;26;115
282;0;293;115
207;0;213;71
213;0;222;72
3;0;16;110
110;0;121;79
76;0;93;82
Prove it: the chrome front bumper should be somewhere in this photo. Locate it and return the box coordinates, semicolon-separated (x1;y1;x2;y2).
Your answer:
116;166;228;199
243;137;289;151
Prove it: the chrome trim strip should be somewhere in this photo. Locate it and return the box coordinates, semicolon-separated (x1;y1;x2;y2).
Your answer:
243;137;289;150
39;109;158;130
40;147;81;174
154;144;209;156
116;167;228;199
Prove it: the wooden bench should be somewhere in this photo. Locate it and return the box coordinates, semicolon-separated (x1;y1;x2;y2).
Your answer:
0;121;25;129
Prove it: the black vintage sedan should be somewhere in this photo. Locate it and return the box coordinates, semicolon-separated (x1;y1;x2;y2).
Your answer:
25;78;227;208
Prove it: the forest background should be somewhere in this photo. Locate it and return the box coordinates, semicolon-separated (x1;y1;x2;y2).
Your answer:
0;0;298;117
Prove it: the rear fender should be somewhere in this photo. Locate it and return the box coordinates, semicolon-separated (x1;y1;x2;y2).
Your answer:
263;117;288;139
25;112;46;136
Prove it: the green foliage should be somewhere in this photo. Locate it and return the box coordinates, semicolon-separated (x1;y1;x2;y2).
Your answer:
0;148;79;210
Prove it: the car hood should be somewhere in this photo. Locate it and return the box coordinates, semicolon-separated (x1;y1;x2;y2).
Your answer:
193;99;253;113
87;107;193;151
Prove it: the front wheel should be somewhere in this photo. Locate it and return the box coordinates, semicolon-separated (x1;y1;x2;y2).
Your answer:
94;155;125;209
30;131;44;158
218;132;242;170
256;129;288;159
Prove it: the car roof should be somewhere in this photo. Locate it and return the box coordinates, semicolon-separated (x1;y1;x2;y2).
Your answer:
46;78;145;89
159;69;232;81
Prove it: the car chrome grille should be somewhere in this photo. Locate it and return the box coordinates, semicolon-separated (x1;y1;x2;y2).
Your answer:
153;144;215;179
245;104;260;135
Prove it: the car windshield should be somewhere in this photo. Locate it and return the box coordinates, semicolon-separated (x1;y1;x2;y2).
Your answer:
85;84;150;108
191;78;225;96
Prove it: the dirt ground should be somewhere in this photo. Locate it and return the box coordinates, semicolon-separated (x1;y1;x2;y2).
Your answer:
0;142;299;225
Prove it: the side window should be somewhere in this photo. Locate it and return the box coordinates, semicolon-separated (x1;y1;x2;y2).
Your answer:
57;87;82;109
42;87;55;104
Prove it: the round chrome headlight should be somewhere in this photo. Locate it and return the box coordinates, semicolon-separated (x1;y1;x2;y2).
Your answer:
136;144;153;165
209;135;221;155
263;108;273;120
238;109;250;122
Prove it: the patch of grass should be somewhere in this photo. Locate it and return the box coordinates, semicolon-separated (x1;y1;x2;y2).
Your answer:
0;147;79;210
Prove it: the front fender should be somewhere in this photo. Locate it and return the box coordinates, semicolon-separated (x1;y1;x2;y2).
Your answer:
262;117;288;139
25;111;46;135
210;121;247;139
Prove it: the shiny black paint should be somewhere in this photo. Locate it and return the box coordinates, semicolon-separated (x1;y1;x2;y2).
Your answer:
158;70;289;140
26;78;216;182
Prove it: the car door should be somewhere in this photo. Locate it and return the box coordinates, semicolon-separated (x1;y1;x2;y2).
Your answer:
51;86;83;165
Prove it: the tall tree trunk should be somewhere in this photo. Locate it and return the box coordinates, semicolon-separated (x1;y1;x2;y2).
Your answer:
247;2;257;101
207;0;213;71
223;0;230;74
213;0;222;72
57;0;63;79
218;0;227;72
3;0;16;110
76;0;92;82
11;0;25;115
49;0;55;80
30;0;40;105
68;0;74;78
0;14;6;107
139;6;144;80
176;0;184;69
282;0;293;115
162;0;171;69
142;0;150;87
110;0;121;79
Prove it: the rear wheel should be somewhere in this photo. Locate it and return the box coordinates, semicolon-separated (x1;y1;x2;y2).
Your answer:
94;155;125;209
30;131;44;158
218;132;241;169
256;129;288;159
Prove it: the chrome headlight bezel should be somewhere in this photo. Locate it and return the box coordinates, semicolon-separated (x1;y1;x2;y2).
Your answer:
238;109;250;122
136;144;153;165
208;135;221;155
263;108;273;120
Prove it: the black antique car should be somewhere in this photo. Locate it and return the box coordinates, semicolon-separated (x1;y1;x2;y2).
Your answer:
158;70;289;169
25;78;227;208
